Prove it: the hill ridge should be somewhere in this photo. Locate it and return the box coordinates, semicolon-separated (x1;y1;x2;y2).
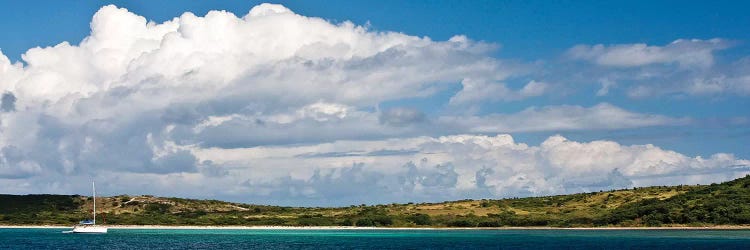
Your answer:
2;175;749;227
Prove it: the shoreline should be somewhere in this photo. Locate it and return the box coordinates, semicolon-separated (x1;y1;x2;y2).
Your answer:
2;225;750;230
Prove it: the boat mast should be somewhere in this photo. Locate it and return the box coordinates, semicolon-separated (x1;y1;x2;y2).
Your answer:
92;181;96;225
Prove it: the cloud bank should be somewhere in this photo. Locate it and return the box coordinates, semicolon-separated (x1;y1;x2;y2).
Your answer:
5;134;747;206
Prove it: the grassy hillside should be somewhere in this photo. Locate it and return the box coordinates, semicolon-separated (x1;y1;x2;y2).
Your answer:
1;175;749;227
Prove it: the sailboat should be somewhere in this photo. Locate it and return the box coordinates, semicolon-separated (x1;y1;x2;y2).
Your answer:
63;182;108;234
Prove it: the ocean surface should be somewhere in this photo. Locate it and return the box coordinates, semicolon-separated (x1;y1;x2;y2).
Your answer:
1;228;750;249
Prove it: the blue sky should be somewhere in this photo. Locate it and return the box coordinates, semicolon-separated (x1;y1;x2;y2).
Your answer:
0;1;748;205
4;1;750;61
2;1;750;58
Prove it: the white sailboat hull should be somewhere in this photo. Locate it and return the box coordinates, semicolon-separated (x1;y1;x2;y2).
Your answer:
70;225;108;233
63;182;107;234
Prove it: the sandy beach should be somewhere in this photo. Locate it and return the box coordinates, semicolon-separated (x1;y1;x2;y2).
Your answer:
2;225;750;230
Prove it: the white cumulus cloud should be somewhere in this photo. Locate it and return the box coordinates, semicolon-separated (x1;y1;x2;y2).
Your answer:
0;3;515;177
567;38;731;68
449;79;548;105
562;39;750;97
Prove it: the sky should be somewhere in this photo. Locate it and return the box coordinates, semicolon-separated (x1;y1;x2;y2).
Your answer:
0;1;748;206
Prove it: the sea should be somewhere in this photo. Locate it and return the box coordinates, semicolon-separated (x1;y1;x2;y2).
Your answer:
1;228;749;249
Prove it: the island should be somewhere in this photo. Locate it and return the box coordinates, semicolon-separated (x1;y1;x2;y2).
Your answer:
2;175;749;228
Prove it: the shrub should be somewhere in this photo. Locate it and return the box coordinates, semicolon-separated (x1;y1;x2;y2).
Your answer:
477;221;501;227
643;214;663;226
355;218;375;227
447;219;475;227
337;218;354;226
145;203;172;213
408;213;432;225
372;215;393;226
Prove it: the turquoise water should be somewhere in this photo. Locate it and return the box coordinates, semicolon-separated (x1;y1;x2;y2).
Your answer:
1;228;749;249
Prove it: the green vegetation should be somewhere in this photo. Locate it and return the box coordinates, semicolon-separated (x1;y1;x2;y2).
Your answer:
2;175;749;227
0;194;84;225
